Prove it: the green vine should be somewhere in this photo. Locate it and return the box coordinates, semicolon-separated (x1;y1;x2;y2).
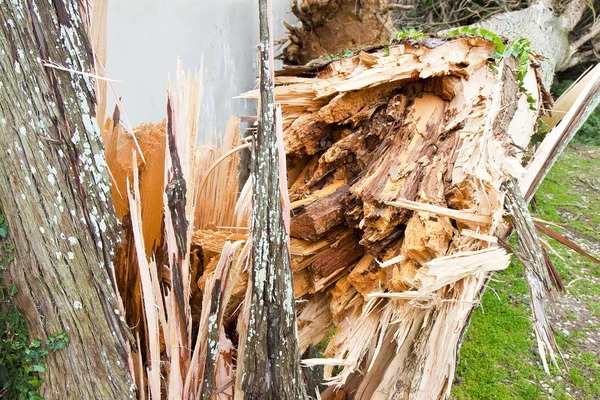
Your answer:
447;26;537;110
395;28;427;40
326;49;356;61
0;215;70;399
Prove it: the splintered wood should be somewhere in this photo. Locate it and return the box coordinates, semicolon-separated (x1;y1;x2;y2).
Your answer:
107;36;559;400
243;36;541;399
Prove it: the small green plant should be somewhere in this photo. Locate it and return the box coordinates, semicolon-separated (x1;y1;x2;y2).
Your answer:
0;215;70;399
448;27;537;110
395;28;427;40
326;49;356;61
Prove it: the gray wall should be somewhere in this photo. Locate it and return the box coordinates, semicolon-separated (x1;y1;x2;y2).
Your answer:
106;0;294;143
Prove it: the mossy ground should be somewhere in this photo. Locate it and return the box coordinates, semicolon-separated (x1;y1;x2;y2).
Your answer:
451;145;600;399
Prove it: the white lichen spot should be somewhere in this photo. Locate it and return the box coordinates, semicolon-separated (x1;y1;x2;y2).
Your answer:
24;176;31;185
73;301;82;310
68;236;77;245
71;129;80;144
60;232;66;240
65;251;74;260
1;118;6;125
39;227;45;234
47;173;56;185
55;251;62;260
58;149;64;158
30;166;36;174
114;309;120;315
19;126;26;135
20;193;26;200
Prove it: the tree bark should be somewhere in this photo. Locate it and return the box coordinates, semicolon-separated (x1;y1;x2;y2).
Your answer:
0;1;133;398
241;0;308;399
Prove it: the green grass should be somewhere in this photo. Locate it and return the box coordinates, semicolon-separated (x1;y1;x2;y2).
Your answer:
451;145;600;399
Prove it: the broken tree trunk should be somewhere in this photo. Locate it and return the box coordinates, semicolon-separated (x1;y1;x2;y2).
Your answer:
237;34;544;398
241;0;307;398
0;1;133;398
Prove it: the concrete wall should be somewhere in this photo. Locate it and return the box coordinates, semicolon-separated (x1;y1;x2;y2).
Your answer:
106;0;294;143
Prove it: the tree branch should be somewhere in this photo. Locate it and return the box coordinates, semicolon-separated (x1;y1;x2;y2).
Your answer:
388;3;414;11
559;49;598;71
559;0;587;31
570;19;600;53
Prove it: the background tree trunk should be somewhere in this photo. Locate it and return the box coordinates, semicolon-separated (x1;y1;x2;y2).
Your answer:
0;1;133;398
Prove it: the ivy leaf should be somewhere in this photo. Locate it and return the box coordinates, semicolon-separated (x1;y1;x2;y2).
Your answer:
31;364;46;373
0;220;8;239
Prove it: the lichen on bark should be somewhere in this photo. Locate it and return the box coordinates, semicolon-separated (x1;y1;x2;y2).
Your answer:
0;1;133;398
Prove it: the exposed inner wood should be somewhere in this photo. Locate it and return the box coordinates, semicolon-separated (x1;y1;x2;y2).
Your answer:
243;36;538;399
109;35;554;399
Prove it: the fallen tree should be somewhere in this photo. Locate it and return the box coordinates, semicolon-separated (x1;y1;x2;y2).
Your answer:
103;29;600;400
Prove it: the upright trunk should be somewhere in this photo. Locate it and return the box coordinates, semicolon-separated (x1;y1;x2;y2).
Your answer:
240;1;307;399
0;1;133;398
